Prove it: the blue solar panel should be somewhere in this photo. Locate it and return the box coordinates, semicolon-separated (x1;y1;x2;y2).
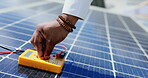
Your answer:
0;1;148;78
0;0;41;9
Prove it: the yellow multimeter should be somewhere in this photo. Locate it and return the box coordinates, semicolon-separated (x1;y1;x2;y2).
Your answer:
18;49;65;73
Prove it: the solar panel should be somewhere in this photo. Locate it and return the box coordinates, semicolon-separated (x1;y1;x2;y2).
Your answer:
0;1;148;78
0;0;42;9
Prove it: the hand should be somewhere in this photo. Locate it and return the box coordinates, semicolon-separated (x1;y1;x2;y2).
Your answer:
30;14;78;60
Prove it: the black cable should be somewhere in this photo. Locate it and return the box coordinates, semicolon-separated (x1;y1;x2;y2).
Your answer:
0;45;13;51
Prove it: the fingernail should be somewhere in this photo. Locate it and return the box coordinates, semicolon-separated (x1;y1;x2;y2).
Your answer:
36;54;44;60
44;55;50;60
39;57;44;60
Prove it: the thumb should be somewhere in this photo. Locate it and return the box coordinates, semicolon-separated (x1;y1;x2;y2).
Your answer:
43;40;55;60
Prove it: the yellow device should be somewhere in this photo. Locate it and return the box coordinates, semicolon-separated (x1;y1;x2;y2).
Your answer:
18;49;65;73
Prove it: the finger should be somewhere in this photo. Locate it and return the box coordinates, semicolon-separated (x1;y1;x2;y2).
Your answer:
30;37;36;48
34;33;44;58
36;42;44;58
43;40;55;60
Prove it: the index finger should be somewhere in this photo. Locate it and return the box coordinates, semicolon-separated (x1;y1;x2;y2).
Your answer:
43;40;55;60
34;32;44;59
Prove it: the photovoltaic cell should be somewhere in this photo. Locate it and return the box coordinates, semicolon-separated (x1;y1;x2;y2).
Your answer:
122;16;146;33
88;11;105;25
107;13;126;29
61;61;114;78
71;46;111;60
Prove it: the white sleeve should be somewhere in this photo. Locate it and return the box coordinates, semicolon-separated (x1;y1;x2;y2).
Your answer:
62;0;93;19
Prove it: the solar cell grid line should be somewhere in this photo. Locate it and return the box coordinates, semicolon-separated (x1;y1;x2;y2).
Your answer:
111;42;139;49
0;16;18;22
62;71;90;78
0;42;28;62
0;29;30;42
76;39;109;47
77;34;108;42
60;10;115;77
109;30;131;37
111;39;147;49
106;13;126;29
1;4;75;78
3;28;32;37
10;25;35;32
80;30;107;38
132;28;148;34
115;63;147;77
0;71;23;78
78;31;142;47
113;48;146;58
69;51;111;62
113;48;143;57
104;12;116;78
74;41;110;52
134;37;148;43
71;45;148;63
72;43;109;55
112;44;143;54
0;14;24;20
122;16;146;33
111;39;138;46
112;48;145;57
81;24;107;33
0;12;25;18
87;21;129;33
0;2;148;78
114;61;148;71
0;7;61;49
129;31;148;37
73;40;143;59
59;9;93;78
72;44;110;55
109;30;130;37
65;59;142;78
5;44;148;72
88;11;105;25
105;12;148;77
110;32;135;42
110;36;136;43
79;33;108;42
0;35;26;42
68;52;111;64
0;0;30;9
0;59;22;78
65;10;91;60
119;17;147;77
114;54;148;63
0;45;145;77
111;42;139;50
66;59;113;72
0;14;22;20
114;51;147;62
110;32;132;39
0;5;62;77
118;16;148;59
0;4;61;30
72;41;145;58
109;30;132;38
110;26;126;31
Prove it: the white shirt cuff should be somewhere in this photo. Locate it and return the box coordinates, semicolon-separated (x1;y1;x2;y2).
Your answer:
62;0;93;19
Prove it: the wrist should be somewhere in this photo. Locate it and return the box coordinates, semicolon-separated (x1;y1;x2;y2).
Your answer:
61;13;78;25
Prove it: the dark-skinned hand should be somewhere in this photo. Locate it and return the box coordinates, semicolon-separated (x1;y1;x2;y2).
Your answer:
30;14;78;60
